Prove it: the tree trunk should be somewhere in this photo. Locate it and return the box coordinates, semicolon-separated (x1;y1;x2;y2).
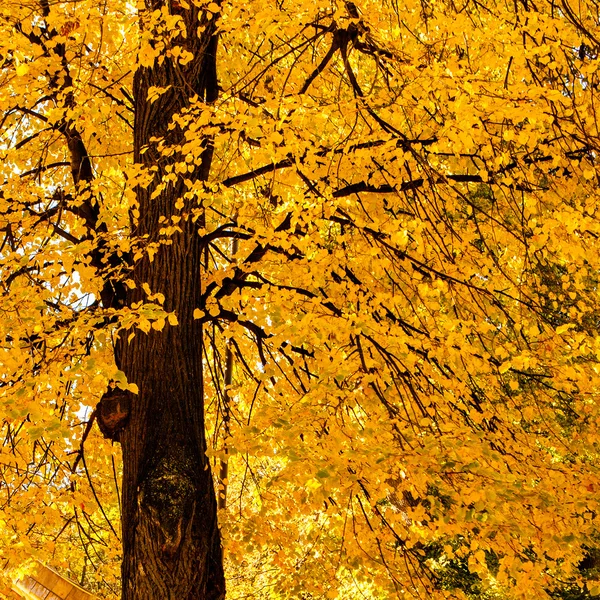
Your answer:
114;4;225;599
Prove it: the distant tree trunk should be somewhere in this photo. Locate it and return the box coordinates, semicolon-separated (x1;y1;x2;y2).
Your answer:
112;5;225;599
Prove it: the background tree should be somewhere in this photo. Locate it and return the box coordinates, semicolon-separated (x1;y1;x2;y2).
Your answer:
2;0;600;599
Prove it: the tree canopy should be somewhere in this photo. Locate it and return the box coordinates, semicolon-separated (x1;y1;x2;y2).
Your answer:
2;0;600;597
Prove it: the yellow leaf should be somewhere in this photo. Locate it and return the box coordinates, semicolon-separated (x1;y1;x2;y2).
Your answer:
152;318;165;331
499;361;511;374
168;313;178;326
556;323;574;335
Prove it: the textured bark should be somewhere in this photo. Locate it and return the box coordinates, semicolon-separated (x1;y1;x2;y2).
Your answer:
115;4;224;599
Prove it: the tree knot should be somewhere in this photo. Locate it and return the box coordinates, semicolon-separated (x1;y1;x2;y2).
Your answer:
96;388;131;442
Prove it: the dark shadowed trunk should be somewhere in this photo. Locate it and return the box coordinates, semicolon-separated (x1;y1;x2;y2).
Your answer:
112;4;225;599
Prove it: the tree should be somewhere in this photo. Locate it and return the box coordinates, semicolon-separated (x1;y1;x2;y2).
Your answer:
2;0;600;598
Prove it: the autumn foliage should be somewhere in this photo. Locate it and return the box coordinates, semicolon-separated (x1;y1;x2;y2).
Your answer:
2;0;600;597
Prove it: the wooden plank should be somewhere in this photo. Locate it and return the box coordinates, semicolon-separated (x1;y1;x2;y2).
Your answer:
33;567;72;599
12;563;95;600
